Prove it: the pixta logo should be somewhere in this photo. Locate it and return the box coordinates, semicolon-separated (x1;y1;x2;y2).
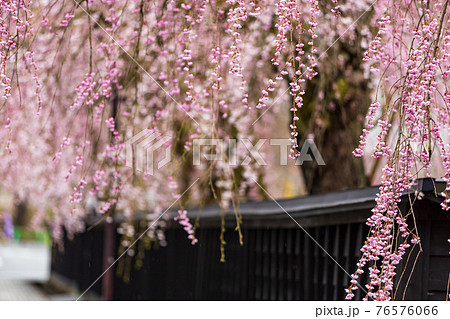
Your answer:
124;133;324;175
192;138;325;166
124;130;171;175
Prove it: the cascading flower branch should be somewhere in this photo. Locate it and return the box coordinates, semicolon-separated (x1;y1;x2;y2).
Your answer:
0;0;33;101
0;0;348;245
0;0;449;300
347;0;450;300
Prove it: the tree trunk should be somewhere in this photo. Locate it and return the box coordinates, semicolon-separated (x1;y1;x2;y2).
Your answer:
297;40;370;193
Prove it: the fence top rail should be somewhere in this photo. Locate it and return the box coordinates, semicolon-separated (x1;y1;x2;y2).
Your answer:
86;178;446;226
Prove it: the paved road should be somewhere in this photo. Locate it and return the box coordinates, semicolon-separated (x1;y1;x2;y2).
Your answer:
0;280;49;300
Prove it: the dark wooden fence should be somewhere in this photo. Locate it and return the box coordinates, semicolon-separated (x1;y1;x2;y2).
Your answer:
52;178;450;300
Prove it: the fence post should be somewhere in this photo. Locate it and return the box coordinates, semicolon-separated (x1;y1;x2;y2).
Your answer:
102;219;115;300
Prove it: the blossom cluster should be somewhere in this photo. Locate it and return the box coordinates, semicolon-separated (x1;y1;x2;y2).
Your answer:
174;209;197;245
0;0;447;301
348;0;450;300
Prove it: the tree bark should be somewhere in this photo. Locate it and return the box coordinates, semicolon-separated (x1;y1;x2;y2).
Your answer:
296;39;370;193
